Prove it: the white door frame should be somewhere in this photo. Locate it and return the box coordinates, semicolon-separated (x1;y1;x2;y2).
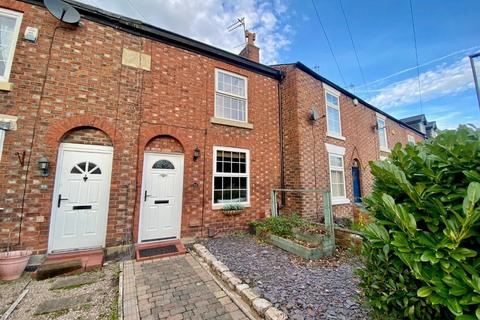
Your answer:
138;152;184;243
48;143;113;253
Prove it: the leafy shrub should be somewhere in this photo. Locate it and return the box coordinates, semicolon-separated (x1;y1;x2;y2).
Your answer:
222;203;245;211
358;126;480;319
250;213;312;238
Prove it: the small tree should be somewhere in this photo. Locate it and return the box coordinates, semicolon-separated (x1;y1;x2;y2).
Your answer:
358;125;480;319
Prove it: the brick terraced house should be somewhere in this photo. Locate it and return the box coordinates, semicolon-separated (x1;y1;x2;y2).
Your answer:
274;63;425;220
0;0;426;263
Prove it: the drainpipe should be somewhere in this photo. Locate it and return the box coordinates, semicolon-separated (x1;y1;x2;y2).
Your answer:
277;72;286;210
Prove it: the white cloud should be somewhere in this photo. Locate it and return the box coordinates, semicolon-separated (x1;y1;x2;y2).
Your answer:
76;0;292;64
368;57;475;109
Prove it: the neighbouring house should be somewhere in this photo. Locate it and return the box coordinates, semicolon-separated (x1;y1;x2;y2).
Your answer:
273;63;426;220
400;114;439;138
0;0;281;258
0;0;430;262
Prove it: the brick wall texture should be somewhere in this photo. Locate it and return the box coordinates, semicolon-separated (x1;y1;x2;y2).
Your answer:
0;2;280;253
274;64;424;221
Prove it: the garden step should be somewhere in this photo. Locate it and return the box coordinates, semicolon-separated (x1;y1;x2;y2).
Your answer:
50;273;98;290
33;260;83;280
34;293;91;315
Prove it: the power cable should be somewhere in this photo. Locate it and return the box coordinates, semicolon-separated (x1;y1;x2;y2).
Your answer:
409;0;423;113
311;0;347;87
126;0;148;22
338;0;367;88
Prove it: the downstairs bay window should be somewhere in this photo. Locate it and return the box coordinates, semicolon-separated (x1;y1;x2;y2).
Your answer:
213;147;249;206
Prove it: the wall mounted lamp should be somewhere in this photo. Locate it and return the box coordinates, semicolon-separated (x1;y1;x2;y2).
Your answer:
193;146;201;161
38;156;49;177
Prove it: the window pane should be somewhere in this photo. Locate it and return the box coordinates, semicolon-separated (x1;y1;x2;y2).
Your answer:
0;15;17;78
240;190;247;202
214;177;222;189
232;190;239;201
379;128;387;147
222;177;232;189
329;155;343;168
326;92;338;106
240;177;247;189
327;106;340;134
223;190;232;202
214;191;222;203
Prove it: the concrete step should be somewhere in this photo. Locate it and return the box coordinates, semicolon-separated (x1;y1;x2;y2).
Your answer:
135;239;186;261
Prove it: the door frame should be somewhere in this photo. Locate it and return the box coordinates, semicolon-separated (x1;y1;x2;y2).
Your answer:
48;143;114;253
138;152;184;243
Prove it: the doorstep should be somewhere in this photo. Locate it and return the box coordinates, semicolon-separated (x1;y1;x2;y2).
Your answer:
135;239;186;262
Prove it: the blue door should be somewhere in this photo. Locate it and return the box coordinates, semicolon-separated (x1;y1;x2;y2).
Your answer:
352;166;361;203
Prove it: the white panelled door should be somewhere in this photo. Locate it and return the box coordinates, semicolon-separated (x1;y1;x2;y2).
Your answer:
139;153;184;242
49;143;113;252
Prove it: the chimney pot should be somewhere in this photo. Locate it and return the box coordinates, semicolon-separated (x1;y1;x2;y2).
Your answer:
239;30;260;63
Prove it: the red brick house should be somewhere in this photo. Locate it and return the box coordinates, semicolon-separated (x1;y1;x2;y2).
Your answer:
0;0;281;257
0;0;427;261
274;63;425;220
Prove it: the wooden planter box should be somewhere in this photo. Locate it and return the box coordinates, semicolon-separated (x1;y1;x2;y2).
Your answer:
267;229;335;260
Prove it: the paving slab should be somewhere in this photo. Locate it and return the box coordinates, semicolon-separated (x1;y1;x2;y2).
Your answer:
34;293;91;315
50;274;99;290
122;253;248;319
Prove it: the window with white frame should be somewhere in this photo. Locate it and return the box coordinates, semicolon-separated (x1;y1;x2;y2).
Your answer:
215;69;247;122
407;135;415;145
325;143;348;204
377;115;388;150
0;129;5;161
0;8;22;82
213;147;249;205
325;90;342;137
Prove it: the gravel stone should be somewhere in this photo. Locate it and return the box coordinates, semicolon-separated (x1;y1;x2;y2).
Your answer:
202;235;369;320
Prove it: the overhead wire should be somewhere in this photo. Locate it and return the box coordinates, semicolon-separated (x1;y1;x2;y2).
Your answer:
311;0;347;87
409;0;423;113
126;0;148;22
338;0;367;89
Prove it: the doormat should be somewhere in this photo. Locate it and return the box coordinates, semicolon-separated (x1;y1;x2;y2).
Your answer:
135;240;186;261
138;245;178;258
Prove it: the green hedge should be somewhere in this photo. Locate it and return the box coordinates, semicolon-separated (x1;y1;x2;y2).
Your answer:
358;126;480;319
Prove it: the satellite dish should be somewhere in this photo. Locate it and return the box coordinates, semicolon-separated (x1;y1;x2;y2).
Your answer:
44;0;81;24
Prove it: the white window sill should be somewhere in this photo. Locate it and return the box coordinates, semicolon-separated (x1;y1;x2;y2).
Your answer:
380;146;391;153
210;117;253;129
212;203;251;210
327;132;346;141
331;198;350;205
0;82;13;92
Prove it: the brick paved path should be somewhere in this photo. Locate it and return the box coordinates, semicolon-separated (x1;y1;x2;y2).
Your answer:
122;254;249;320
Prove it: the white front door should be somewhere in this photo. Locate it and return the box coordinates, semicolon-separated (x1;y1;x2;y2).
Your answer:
139;153;184;242
49;143;113;252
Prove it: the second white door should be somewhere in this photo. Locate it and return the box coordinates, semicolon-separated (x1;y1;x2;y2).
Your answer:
139;153;184;242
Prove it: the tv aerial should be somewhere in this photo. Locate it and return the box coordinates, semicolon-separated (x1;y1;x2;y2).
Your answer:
44;0;81;24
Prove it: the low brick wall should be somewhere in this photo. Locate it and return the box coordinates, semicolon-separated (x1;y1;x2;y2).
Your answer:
334;227;363;251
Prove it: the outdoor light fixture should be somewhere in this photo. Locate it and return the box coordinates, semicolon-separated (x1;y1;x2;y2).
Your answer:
310;107;320;121
193;146;200;161
38;156;49;177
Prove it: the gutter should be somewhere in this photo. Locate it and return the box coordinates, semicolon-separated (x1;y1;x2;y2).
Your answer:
20;0;282;80
273;62;427;137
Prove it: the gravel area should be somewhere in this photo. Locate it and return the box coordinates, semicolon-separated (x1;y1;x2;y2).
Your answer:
0;273;31;315
0;262;119;320
202;235;369;320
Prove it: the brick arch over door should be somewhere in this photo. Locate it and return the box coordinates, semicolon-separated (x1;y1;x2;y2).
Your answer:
61;126;113;146
44;116;123;149
145;135;184;153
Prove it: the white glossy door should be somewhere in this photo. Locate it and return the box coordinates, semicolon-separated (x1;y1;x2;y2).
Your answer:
139;153;184;242
49;143;113;252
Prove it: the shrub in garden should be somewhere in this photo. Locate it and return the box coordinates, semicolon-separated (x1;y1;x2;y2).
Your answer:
250;213;311;238
358;126;480;319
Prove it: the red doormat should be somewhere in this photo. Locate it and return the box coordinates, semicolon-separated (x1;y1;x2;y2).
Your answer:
135;240;186;261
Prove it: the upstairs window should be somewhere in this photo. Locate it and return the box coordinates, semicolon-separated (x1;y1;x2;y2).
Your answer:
325;90;343;138
377;115;388;151
215;69;247;122
407;135;415;145
0;8;22;82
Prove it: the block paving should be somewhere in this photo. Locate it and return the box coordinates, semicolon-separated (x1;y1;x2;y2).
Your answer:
122;254;248;320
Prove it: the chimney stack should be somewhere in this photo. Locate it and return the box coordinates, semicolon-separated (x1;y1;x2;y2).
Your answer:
239;30;260;63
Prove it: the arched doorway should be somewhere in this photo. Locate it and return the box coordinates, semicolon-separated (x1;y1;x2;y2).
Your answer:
139;135;184;242
352;159;362;203
48;127;114;252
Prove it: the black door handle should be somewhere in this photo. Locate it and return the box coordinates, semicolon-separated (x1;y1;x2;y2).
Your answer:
144;190;152;202
57;194;68;208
